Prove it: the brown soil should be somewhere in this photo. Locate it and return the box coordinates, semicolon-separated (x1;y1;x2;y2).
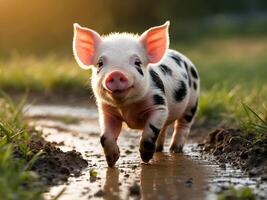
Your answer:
21;104;267;199
15;133;88;186
200;128;267;179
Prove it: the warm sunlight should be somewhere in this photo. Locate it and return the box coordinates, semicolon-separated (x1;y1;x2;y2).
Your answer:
0;1;266;200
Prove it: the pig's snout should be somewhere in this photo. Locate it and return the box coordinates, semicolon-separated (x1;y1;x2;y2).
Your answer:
105;71;129;92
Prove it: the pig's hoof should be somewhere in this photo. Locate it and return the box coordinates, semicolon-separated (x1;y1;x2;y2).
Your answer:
169;144;183;153
140;151;154;163
155;145;163;152
105;152;120;167
103;142;120;167
140;140;155;162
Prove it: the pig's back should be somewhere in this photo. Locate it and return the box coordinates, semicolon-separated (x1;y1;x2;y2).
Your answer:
148;49;200;124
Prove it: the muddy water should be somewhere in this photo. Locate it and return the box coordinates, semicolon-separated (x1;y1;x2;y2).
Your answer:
23;105;267;200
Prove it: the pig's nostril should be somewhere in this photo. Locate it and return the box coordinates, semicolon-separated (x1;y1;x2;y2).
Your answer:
105;71;129;92
106;77;114;83
119;77;126;82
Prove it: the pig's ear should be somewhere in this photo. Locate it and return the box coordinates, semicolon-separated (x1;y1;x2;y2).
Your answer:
73;23;102;69
139;21;170;64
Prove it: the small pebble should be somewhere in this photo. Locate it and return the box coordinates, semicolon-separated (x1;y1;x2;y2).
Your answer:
94;189;105;197
125;150;132;154
185;177;193;187
219;163;226;169
260;174;267;181
129;182;140;196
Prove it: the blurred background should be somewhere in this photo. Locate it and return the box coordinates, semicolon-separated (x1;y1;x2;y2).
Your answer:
0;2;266;199
0;0;266;125
1;0;267;55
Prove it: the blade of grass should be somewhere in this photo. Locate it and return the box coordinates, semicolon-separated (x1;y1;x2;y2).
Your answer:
242;103;267;125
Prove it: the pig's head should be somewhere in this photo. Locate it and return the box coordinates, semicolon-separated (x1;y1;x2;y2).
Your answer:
73;22;170;106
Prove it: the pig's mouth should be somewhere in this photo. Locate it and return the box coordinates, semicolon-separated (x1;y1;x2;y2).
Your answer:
105;86;134;99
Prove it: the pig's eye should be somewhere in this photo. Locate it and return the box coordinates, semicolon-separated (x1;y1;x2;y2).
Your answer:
96;59;104;68
134;59;142;67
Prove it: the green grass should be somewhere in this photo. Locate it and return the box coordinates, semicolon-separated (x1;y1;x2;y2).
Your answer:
217;186;256;200
176;37;267;127
0;37;267;127
0;93;44;200
0;54;89;93
178;37;267;89
240;104;267;143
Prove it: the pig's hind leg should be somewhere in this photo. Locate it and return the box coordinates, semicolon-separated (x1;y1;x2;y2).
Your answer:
169;100;198;153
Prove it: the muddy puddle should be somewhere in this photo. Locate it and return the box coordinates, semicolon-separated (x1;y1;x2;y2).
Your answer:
23;104;267;200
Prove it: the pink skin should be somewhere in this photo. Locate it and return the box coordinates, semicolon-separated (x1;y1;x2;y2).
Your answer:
99;101;151;167
104;71;133;100
99;105;122;167
99;91;168;166
73;22;171;167
105;71;129;92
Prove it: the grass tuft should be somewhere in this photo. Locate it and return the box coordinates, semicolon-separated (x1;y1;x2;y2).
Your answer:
0;92;44;200
198;85;240;126
217;186;256;200
0;54;90;93
240;103;267;143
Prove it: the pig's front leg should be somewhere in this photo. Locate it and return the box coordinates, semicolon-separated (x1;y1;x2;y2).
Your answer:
139;107;168;162
99;106;122;167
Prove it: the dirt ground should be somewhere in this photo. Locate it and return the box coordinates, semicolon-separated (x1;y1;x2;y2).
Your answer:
28;135;88;185
200;128;267;179
21;104;267;200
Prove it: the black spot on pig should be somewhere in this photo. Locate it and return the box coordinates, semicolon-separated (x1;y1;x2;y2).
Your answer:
170;54;183;67
159;64;172;76
135;67;144;76
149;124;160;142
182;72;188;79
143;141;155;151
190;66;198;79
184;62;192;87
96;68;103;74
149;69;165;93
183;114;194;123
153;94;165;105
183;100;198;123
100;135;106;147
188;78;192;87
173;81;187;102
140;149;154;163
191;100;198;115
193;81;197;90
184;61;188;71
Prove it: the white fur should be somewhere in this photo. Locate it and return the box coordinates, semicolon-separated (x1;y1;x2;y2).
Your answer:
73;22;200;166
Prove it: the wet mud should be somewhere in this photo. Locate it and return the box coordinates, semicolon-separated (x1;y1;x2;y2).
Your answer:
23;104;267;200
29;136;88;185
200;128;267;178
14;133;88;186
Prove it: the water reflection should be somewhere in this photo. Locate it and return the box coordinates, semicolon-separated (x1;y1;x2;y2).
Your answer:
103;152;209;200
103;168;120;200
140;153;208;200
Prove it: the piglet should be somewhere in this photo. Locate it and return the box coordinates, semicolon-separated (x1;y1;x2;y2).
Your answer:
72;21;200;167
